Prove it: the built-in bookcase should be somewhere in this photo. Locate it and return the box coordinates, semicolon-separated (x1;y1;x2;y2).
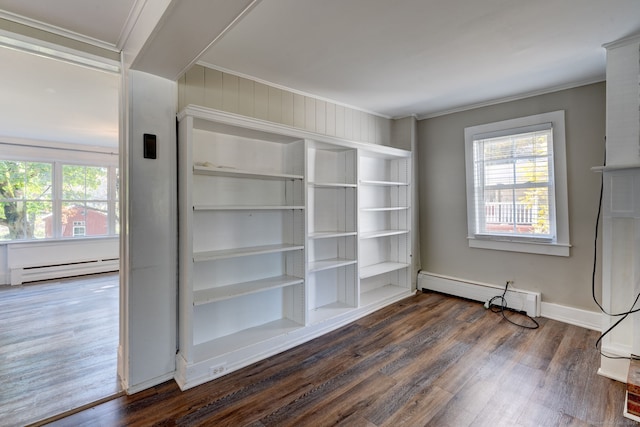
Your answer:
177;106;412;390
178;111;306;384
306;142;358;324
358;153;412;306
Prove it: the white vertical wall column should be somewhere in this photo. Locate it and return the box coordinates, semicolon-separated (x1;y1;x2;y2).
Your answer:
121;70;177;393
599;34;640;382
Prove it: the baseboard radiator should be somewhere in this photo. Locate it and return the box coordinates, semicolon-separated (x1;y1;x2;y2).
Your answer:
418;271;541;317
7;239;119;285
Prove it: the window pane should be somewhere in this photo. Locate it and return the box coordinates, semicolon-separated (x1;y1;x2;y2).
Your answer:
484;161;514;186
85;202;108;236
481;189;517;234
515;158;549;184
25;162;52;200
0;161;26;201
514;134;534;156
0;161;53;240
61;202;109;237
85;167;108;200
63;165;109;200
61;202;85;237
0;201;26;240
481;187;551;237
518;187;550;235
482;138;512;160
0;201;52;240
62;165;87;200
26;201;53;239
533;133;549;154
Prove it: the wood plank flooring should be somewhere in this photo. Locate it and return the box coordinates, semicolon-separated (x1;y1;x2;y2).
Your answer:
0;273;120;427
50;291;635;426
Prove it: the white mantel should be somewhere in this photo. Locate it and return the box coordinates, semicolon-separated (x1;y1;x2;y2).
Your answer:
598;35;640;383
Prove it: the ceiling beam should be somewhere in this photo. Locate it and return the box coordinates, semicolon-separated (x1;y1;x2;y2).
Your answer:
129;0;260;81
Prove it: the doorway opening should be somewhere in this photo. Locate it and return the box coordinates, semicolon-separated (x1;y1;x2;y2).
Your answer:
0;41;122;426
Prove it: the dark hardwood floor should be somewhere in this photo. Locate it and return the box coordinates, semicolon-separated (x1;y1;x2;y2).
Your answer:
50;291;635;427
0;273;120;427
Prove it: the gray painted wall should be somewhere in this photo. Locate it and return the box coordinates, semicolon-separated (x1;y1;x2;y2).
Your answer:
418;82;605;310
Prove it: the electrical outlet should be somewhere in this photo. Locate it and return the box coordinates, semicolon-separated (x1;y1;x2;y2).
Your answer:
210;364;225;376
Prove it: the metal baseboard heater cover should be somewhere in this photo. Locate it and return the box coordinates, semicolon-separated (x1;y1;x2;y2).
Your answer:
418;271;541;317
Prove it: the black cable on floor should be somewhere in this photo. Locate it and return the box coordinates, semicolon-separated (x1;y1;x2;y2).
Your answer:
486;281;539;329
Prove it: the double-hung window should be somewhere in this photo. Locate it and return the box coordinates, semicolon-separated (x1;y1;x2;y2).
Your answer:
464;111;570;256
0;145;118;241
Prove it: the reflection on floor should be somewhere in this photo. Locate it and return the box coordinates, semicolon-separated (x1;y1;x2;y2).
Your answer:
0;273;120;426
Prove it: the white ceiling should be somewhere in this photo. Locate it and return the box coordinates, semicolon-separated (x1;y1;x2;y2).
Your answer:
0;46;120;147
0;0;638;148
200;0;640;118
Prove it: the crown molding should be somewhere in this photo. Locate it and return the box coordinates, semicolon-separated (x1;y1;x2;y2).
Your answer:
416;76;605;120
0;9;120;52
602;33;640;50
114;0;148;52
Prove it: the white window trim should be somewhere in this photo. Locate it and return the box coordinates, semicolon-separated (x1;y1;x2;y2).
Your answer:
464;110;570;257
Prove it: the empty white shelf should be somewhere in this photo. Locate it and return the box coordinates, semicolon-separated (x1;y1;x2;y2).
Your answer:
308;231;358;239
360;206;409;212
360;179;409;186
308;302;354;325
193;318;303;362
360;262;410;279
309;258;357;273
193;275;304;305
359;229;409;239
193;243;304;262
308;182;357;188
194;165;303;181
194;204;305;211
360;284;412;308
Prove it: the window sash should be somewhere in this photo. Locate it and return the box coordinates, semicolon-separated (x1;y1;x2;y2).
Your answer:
471;127;556;242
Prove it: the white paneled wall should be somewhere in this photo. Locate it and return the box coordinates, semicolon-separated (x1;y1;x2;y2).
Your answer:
178;65;392;146
604;37;640;167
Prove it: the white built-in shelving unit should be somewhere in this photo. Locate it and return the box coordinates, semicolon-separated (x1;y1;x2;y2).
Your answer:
307;142;358;324
176;105;413;390
358;153;412;307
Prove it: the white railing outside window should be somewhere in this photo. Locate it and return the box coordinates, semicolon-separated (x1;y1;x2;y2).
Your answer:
484;202;534;225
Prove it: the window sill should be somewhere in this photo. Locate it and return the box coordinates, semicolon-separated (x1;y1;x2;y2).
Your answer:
0;235;119;246
468;237;570;257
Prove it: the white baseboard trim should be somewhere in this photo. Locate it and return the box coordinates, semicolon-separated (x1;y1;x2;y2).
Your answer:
540;302;601;331
126;372;176;395
418;271;540;316
10;258;119;285
598;353;631;383
418;271;605;332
